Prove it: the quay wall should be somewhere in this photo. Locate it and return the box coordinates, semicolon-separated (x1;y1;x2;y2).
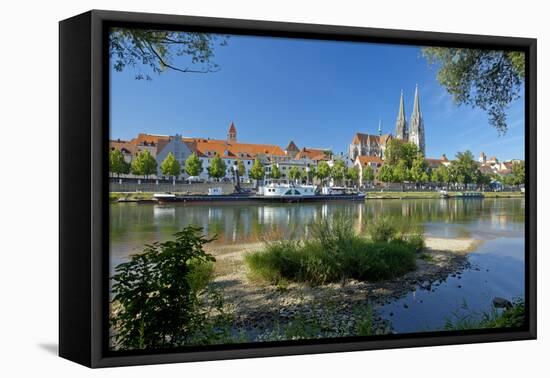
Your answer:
110;180;255;194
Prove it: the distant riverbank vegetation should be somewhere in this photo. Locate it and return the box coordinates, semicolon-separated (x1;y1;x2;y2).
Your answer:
245;214;423;285
375;141;525;191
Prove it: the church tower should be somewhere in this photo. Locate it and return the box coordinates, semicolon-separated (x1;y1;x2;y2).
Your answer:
408;85;425;155
395;90;408;141
227;122;237;143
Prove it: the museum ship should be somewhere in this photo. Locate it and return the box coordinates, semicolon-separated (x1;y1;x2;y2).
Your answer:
153;183;365;203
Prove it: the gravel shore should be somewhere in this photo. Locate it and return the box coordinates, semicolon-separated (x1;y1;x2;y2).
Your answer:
206;236;482;336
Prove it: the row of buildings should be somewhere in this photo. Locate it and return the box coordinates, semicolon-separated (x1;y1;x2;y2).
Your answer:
111;122;333;182
110;86;520;186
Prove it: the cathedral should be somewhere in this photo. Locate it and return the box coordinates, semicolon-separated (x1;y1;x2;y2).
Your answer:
348;86;426;161
400;85;426;155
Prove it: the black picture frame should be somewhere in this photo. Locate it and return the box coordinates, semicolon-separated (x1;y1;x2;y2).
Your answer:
59;9;537;368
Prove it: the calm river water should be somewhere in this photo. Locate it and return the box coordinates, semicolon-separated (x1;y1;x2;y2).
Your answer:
110;198;525;333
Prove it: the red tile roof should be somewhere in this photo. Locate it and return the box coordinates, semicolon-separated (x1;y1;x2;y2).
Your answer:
118;133;285;159
294;148;330;161
356;155;383;165
110;140;137;155
185;138;286;159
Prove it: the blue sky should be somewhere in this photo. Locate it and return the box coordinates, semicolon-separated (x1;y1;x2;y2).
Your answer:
110;33;525;160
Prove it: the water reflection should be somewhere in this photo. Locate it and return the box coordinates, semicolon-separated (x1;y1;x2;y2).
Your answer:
110;197;525;333
379;237;525;333
110;198;524;260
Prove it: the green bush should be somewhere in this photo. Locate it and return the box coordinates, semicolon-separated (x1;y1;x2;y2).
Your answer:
245;215;419;285
187;258;214;293
405;233;425;253
110;226;220;350
365;216;397;243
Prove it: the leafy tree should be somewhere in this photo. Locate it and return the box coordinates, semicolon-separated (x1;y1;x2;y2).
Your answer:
131;150;158;178
110;226;216;350
393;160;410;183
316;161;332;184
410;155;428;184
109;29;228;80
401;143;420;169
236;160;246;177
384;139;403;166
345;166;359;186
307;166;316;184
185;152;203;177
110;149;129;177
477;172;492;190
331;159;347;185
362;165;375;186
422;48;524;134
249;159;265;186
207;154;227;181
511;161;525;185
502;174;517;186
421;172;430;184
377;164;394;186
288;167;302;182
384;139;419;168
269;164;282;179
160;152;181;180
450;150;480;186
432;165;450;186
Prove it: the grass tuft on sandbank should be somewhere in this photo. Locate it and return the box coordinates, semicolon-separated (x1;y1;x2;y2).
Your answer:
245;215;422;285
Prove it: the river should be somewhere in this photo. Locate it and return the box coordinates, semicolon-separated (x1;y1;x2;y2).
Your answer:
110;197;525;333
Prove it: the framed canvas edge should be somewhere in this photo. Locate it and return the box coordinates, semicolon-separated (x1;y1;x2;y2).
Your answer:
58;9;537;368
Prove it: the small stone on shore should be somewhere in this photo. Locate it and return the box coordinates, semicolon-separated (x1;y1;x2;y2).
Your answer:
493;297;512;309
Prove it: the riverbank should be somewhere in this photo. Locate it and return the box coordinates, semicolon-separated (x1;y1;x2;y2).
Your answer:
365;191;524;200
110;192;154;202
206;236;481;336
110;190;524;203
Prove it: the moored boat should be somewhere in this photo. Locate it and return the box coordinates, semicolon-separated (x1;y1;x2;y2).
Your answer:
152;183;366;204
455;191;484;198
257;183;316;198
152;193;178;202
253;183;365;203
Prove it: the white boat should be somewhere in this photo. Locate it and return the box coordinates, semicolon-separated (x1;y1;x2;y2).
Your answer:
321;186;347;195
153;193;177;202
208;187;223;196
258;183;316;198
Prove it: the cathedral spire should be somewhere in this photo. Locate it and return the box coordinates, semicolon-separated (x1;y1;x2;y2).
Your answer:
378;118;382;136
409;84;425;155
412;84;421;117
395;90;408;140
